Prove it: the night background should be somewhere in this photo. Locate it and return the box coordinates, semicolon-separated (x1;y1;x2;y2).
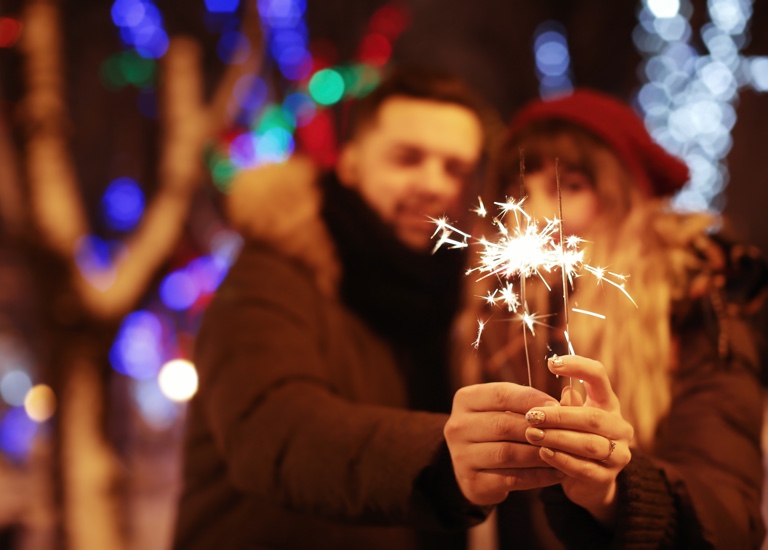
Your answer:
0;0;766;548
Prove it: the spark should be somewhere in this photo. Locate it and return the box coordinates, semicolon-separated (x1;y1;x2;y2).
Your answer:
431;198;633;306
572;308;606;319
430;194;635;357
472;318;486;349
472;197;487;217
582;265;637;307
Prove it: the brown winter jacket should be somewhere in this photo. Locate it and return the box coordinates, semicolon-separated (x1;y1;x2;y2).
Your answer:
172;158;487;550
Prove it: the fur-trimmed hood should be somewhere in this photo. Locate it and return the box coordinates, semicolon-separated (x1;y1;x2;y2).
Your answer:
225;156;341;296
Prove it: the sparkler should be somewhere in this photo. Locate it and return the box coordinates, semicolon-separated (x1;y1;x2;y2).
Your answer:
431;160;636;388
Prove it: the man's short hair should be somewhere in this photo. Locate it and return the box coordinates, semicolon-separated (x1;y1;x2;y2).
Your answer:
344;65;494;144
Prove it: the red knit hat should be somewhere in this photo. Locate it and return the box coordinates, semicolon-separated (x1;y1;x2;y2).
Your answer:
506;89;689;197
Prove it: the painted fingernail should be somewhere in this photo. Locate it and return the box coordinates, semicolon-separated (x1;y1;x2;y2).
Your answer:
541;447;555;458
526;410;545;425
527;428;545;441
548;355;564;368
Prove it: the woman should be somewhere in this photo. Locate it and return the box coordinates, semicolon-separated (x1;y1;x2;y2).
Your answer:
444;89;767;548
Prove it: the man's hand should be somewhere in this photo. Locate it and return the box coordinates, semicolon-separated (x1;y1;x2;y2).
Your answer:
444;382;565;505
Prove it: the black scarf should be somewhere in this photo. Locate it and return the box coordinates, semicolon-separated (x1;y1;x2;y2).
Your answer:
320;172;467;412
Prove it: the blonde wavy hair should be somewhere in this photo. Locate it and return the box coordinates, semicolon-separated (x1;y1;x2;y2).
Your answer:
459;122;715;450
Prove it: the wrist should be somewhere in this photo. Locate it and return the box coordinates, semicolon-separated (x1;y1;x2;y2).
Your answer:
570;481;618;528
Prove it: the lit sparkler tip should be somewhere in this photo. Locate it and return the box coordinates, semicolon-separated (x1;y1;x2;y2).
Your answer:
481;289;498;306
521;311;536;335
472;319;486;349
495;197;531;220
565;235;584;248
472;196;487;217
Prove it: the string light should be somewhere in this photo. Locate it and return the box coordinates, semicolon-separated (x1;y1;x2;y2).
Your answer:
24;385;56;423
158;359;199;402
634;0;765;211
533;21;573;98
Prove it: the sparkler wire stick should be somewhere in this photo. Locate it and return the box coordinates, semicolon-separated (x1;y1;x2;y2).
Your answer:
518;149;532;387
555;158;574;387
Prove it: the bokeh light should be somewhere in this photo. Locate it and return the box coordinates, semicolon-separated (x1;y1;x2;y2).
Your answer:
635;0;764;211
111;0;169;59
533;22;573;98
0;17;23;48
205;0;240;13
102;177;146;231
0;408;38;461
358;33;391;67
283;92;316;127
0;371;33;407
308;69;345;105
158;359;198;402
24;385;56;423
75;235;119;290
110;310;165;379
217;30;251;64
159;270;200;311
647;0;680;18
749;57;768;91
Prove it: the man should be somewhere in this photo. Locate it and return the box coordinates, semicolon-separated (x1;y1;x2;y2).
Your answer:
172;66;556;549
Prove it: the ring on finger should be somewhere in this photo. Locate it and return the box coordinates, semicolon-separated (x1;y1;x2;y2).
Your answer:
600;439;617;462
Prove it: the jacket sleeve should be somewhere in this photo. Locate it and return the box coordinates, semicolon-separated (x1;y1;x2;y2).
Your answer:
194;243;486;529
541;294;765;549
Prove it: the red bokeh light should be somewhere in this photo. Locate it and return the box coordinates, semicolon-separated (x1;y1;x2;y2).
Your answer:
296;109;337;169
369;4;409;40
0;18;23;48
357;33;391;67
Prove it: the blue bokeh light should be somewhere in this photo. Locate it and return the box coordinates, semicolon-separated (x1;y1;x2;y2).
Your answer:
75;235;120;290
0;371;33;407
102;177;146;231
256;127;295;164
205;0;240;13
109;310;164;379
111;0;169;58
0;408;38;462
186;255;228;294
234;75;269;114
258;0;307;29
533;22;573;98
283;92;315;127
217;30;251;64
159;270;200;311
228;132;259;168
535;37;570;77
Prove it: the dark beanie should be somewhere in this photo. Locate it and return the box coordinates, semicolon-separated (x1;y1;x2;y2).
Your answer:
506;89;689;197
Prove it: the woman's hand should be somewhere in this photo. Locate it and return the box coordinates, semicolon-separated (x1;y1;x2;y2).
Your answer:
444;382;567;506
523;355;634;526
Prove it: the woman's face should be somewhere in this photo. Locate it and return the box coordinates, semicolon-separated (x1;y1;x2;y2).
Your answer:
521;160;600;237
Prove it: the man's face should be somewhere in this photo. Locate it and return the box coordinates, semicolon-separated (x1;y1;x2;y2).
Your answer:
338;97;484;252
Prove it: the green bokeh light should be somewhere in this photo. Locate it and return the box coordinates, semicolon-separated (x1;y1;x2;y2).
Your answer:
308;69;345;105
210;155;238;193
100;51;156;90
256;105;295;134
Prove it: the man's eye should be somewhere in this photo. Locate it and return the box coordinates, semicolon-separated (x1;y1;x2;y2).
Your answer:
446;160;472;180
392;151;422;165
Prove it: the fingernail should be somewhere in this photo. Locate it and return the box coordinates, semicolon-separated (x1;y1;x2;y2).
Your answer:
541;447;555;458
525;410;545;425
548;355;564;368
527;428;545;441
